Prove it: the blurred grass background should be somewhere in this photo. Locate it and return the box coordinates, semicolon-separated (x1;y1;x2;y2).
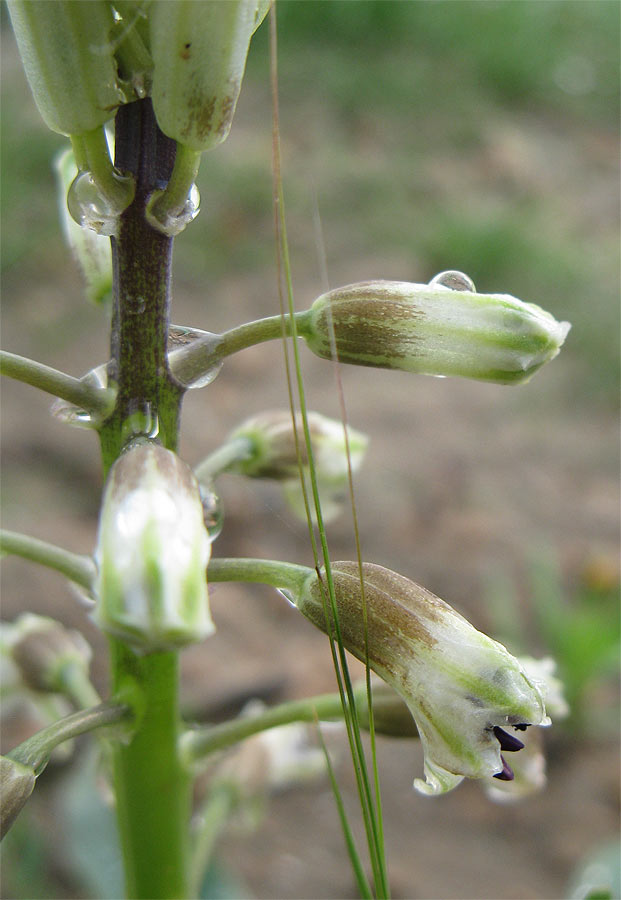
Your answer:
1;2;619;899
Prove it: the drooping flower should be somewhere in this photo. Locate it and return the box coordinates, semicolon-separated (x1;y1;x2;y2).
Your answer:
294;561;551;795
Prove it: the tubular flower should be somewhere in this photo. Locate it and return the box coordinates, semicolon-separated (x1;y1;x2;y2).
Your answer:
294;562;551;796
301;276;570;385
94;441;214;652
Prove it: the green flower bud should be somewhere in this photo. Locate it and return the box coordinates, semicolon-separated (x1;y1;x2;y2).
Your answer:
0;756;36;839
294;561;551;796
223;410;368;524
94;442;214;653
226;410;367;481
5;613;91;695
302;278;570;385
149;0;269;152
7;1;125;136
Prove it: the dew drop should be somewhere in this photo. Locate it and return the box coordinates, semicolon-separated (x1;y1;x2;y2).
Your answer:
277;589;297;608
199;481;224;541
146;183;201;237
429;270;476;292
121;402;159;444
167;325;223;389
50;363;113;430
67;170;132;236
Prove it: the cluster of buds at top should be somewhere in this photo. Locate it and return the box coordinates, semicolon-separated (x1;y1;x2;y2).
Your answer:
94;440;214;653
293;561;551;796
8;1;271;234
299;274;570;385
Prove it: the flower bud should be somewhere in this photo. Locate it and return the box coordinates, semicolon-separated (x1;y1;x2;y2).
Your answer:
223;410;368;524
302;279;570;385
7;1;125;136
94;442;214;652
149;1;270;153
0;756;36;839
5;613;91;695
294;561;551;796
226;410;367;481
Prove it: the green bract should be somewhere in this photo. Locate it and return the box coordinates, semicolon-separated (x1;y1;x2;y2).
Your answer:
94;441;214;653
295;561;551;796
301;280;571;385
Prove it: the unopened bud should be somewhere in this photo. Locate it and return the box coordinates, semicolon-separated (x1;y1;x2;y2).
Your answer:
94;442;214;652
149;1;270;153
302;278;570;385
7;614;91;695
7;1;125;136
226;410;367;481
1;756;36;839
224;410;368;524
294;561;551;795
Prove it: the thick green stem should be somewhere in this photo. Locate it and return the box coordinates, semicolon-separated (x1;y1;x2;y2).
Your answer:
0;351;115;416
98;99;189;900
109;645;190;900
8;701;131;775
0;529;96;592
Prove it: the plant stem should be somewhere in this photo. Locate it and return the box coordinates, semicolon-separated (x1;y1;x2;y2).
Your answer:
8;701;131;775
56;660;102;709
207;556;313;594
148;143;201;226
98;98;190;900
109;644;190;900
0;529;96;592
165;310;311;388
182;688;366;765
194;436;254;483
0;351;115;416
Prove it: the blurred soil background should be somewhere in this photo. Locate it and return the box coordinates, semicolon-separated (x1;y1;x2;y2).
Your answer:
1;2;619;898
